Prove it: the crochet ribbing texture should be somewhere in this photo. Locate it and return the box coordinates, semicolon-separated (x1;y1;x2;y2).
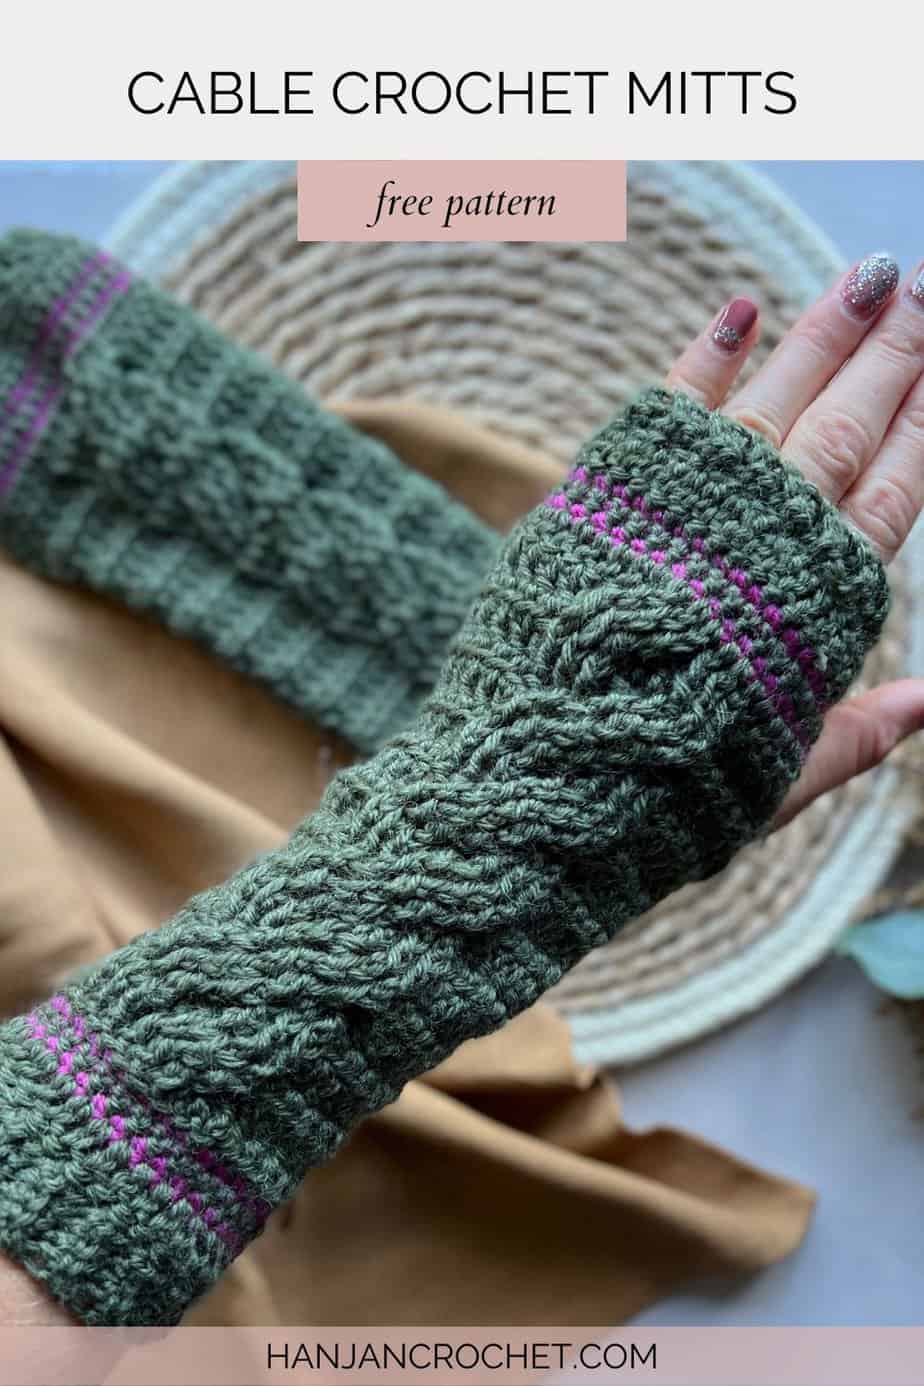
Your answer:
0;229;500;755
0;239;891;1326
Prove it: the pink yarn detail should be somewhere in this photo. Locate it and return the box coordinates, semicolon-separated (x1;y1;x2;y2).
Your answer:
559;491;810;748
556;471;825;721
0;253;109;436
0;263;132;500
25;1002;262;1255
215;1223;236;1248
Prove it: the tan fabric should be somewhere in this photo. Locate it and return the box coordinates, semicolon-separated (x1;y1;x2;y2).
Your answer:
0;399;813;1325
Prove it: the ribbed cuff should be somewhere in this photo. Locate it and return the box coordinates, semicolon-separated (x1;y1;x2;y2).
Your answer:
0;1001;261;1324
545;386;889;763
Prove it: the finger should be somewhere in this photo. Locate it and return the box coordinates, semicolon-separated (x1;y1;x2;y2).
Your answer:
724;253;900;451
839;341;924;562
784;263;924;504
665;298;759;409
773;679;924;830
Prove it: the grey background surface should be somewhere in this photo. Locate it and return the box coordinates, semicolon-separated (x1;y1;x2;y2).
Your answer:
0;161;921;1325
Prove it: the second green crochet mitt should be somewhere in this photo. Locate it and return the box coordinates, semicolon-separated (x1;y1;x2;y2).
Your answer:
0;229;500;754
0;383;890;1325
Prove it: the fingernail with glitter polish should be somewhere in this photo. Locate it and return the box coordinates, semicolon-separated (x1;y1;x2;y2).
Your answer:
841;252;900;320
713;298;758;353
908;263;924;310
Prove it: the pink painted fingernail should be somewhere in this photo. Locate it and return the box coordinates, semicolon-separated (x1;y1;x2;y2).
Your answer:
841;252;900;320
909;263;924;310
713;298;758;353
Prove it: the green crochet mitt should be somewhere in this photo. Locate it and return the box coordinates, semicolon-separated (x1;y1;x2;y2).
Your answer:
0;379;889;1325
0;229;499;755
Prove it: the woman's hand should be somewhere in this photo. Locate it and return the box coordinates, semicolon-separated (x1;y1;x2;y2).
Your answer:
0;1252;72;1324
665;256;924;828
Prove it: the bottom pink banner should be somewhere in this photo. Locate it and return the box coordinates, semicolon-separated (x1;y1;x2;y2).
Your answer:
0;1327;922;1386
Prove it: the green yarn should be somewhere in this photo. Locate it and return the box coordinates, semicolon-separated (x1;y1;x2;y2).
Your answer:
0;229;500;755
0;245;891;1324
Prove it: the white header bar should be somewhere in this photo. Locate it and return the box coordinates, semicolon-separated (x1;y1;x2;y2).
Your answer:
0;1;920;159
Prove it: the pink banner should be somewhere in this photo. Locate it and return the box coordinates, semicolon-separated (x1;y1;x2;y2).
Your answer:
2;1327;924;1386
297;161;627;241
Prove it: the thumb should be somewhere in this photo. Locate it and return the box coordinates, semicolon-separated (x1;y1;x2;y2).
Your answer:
773;679;924;831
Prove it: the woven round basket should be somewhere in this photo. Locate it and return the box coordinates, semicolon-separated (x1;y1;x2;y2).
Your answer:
105;161;924;1067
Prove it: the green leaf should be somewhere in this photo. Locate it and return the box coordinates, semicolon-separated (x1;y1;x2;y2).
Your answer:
837;911;924;999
